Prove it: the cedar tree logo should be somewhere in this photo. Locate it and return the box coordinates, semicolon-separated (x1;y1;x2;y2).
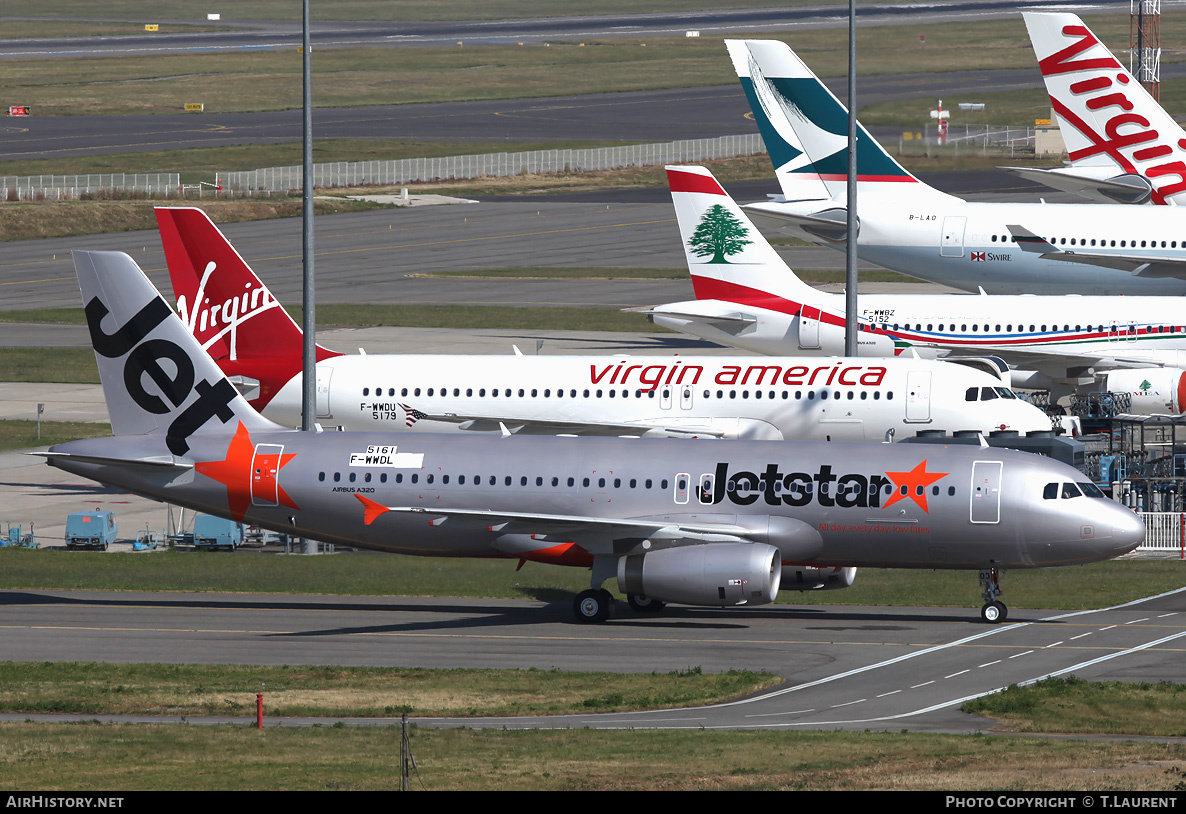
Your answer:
688;204;752;264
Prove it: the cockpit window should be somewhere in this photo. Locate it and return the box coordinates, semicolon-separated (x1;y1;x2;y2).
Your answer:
1061;482;1082;499
965;387;978;402
1043;483;1058;500
994;387;1017;399
980;387;998;401
1078;482;1107;498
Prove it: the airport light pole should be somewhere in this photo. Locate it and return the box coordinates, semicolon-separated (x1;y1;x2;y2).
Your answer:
844;0;859;358
301;0;316;433
301;0;316;555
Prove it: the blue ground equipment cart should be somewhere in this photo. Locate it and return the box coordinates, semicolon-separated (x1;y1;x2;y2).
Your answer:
65;511;117;550
192;514;244;551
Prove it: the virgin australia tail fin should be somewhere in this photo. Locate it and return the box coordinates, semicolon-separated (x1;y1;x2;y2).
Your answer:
155;207;340;407
729;39;957;205
156;207;341;363
72;250;283;455
1023;12;1186;205
667;164;824;306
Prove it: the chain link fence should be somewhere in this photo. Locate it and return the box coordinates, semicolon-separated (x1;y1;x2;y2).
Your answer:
221;134;766;195
1;173;181;201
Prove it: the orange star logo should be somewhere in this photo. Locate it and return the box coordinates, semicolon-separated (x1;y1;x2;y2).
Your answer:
195;421;299;521
882;459;948;514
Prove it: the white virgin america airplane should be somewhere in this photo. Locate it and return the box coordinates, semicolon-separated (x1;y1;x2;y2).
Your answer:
644;165;1186;410
152;207;1049;443
1017;11;1186;206
729;38;1186;294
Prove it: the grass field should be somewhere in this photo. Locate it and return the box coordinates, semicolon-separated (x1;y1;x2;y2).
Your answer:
0;722;1181;791
3;14;1176;119
0;547;1179;610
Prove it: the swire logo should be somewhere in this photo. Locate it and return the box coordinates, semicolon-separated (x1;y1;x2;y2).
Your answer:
175;261;281;360
1041;24;1186;204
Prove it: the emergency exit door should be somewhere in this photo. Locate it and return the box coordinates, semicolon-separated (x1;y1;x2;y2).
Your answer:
251;444;285;506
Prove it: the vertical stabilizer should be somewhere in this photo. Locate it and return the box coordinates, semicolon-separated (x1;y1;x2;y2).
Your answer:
726;40;829;203
155;207;340;408
1024;12;1186;205
731;39;957;205
667;165;824;306
72;250;283;455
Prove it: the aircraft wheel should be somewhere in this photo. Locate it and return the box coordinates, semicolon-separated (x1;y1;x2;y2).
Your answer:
627;594;666;614
574;589;615;624
980;601;1008;624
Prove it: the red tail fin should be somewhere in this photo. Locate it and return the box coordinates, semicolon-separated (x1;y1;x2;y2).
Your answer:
155;207;341;408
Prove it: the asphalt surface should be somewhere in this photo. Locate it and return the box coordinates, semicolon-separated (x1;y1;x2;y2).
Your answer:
0;1;1107;59
0;586;1182;733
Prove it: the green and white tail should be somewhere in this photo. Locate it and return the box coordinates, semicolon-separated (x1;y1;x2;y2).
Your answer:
727;39;958;206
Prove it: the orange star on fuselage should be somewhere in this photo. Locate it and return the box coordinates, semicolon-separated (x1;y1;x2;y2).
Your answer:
882;459;948;514
195;422;298;521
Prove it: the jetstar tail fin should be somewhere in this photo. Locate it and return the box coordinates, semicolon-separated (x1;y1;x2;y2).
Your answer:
1023;11;1186;206
71;250;283;455
728;39;957;205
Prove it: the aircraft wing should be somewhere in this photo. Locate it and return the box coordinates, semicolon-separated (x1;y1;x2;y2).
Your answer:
1001;166;1152;205
935;344;1170;376
415;411;726;438
1007;224;1186;280
355;495;758;552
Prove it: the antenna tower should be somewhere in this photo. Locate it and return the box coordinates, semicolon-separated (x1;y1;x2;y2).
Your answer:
1131;0;1162;101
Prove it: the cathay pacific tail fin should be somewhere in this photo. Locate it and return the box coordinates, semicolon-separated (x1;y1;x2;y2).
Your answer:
727;39;959;206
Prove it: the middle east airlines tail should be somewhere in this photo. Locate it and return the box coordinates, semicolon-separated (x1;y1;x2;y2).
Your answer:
153;207;1051;441
1021;11;1186;206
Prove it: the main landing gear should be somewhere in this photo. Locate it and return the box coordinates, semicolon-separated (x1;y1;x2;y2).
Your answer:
574;589;615;623
979;568;1008;624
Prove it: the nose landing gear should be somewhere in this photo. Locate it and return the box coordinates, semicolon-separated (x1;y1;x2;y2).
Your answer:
979;568;1008;623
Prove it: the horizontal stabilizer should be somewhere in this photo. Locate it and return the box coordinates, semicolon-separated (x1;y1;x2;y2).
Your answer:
743;202;857;242
32;451;194;469
1002;166;1153;205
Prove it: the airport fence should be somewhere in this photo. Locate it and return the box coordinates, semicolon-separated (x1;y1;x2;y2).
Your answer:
1136;512;1186;557
0;173;181;201
898;124;1037;157
220;133;767;195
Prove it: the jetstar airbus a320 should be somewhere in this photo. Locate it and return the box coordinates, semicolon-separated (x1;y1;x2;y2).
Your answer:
39;250;1143;623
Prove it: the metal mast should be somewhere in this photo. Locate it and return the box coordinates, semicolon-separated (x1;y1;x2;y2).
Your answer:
1131;0;1161;101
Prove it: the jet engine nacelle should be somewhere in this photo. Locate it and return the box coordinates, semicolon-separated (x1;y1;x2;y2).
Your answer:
1102;368;1186;415
781;565;857;592
617;542;782;607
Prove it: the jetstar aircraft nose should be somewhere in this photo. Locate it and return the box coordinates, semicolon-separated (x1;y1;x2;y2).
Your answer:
1110;507;1147;557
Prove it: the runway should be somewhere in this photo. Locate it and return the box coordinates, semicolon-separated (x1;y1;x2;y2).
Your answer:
0;586;1183;732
